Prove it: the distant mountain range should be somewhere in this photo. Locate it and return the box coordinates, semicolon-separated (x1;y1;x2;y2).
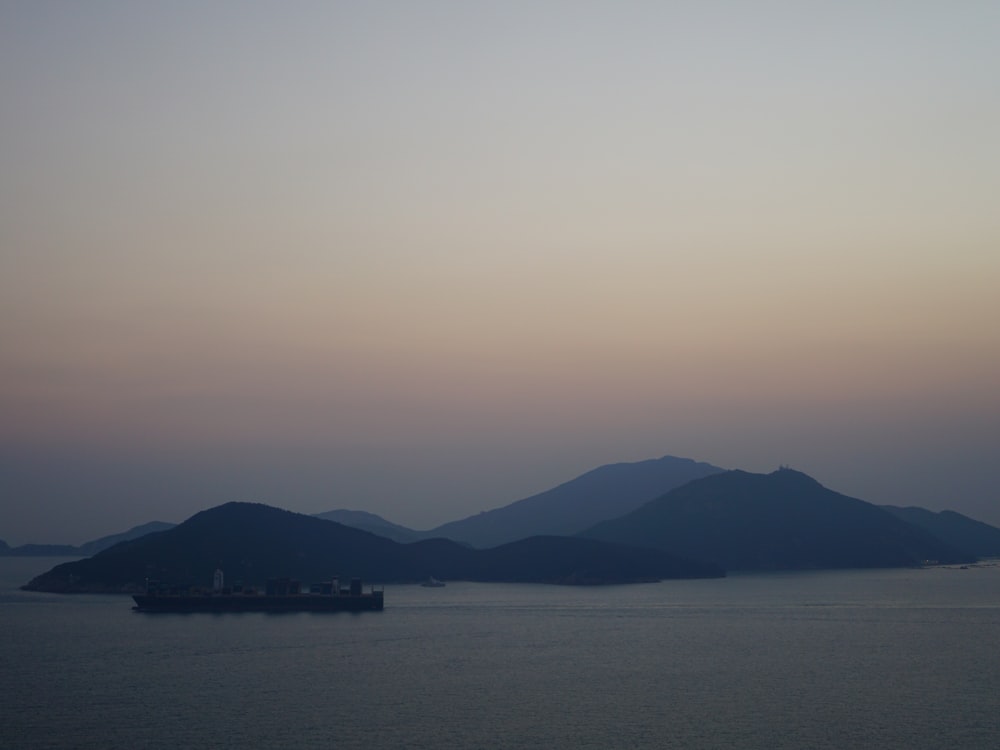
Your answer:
0;521;175;557
314;455;723;547
879;505;1000;559
5;456;724;552
581;468;974;570
316;460;1000;563
414;455;724;548
13;456;1000;592
21;502;722;593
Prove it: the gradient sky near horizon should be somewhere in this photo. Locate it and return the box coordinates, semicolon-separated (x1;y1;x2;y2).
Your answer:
2;1;998;545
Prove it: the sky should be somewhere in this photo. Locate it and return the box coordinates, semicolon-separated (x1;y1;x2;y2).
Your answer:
2;1;998;545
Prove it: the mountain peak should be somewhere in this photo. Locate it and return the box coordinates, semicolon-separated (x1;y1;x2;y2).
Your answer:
425;455;725;547
768;467;823;486
582;468;972;570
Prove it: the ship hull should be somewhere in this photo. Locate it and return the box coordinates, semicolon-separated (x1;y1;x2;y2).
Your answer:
132;593;383;613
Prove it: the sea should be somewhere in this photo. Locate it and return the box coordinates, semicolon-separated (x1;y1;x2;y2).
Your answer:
2;557;998;750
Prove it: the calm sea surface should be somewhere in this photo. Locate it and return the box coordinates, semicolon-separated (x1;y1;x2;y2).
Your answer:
2;557;998;749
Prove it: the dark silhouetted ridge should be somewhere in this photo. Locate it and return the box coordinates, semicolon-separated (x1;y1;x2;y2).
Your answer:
0;521;175;557
880;505;1000;558
581;468;973;571
313;509;423;543
427;455;724;547
21;501;722;593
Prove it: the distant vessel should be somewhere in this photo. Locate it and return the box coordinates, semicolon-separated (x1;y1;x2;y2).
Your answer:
420;577;446;588
133;574;384;613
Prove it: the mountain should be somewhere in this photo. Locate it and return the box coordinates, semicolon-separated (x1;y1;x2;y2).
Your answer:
426;455;724;548
581;469;973;571
880;506;1000;558
76;521;176;556
0;521;175;557
313;509;423;544
21;502;723;593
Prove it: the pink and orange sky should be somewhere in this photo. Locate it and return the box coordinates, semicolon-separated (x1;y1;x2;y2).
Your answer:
2;1;998;544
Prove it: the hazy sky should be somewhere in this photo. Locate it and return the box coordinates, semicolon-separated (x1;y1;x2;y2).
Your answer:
2;1;998;544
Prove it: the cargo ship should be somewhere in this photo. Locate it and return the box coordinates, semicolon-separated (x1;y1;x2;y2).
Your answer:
132;571;383;613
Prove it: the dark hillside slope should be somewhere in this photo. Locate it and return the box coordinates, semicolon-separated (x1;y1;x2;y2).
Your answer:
313;509;423;543
880;506;1000;558
582;469;972;571
428;455;723;548
0;521;176;557
23;503;409;592
77;521;176;556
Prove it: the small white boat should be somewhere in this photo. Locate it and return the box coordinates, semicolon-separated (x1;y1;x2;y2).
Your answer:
420;577;446;587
